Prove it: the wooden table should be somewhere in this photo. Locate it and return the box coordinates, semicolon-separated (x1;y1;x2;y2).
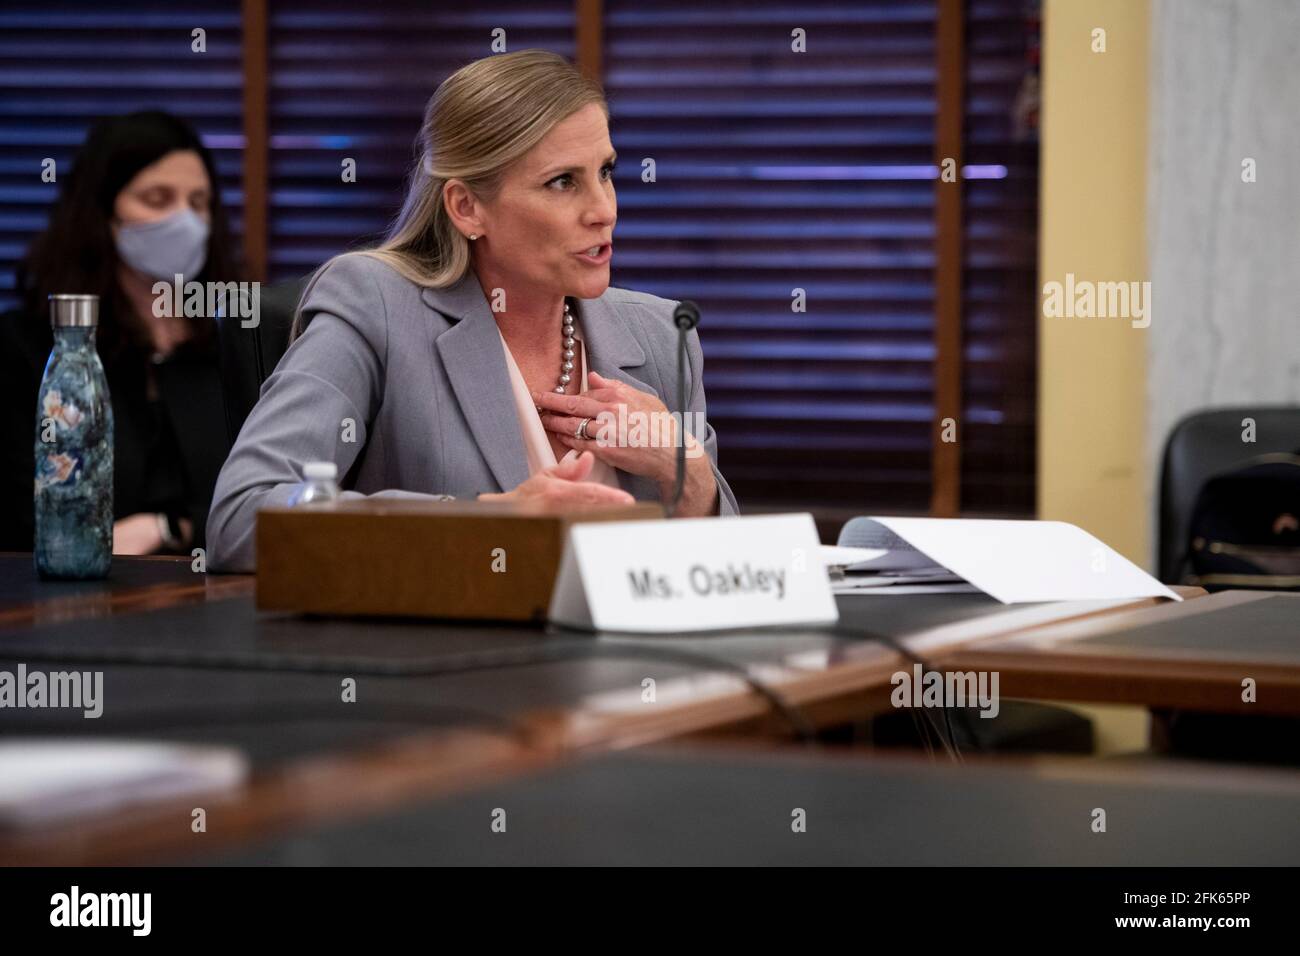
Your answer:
0;559;1222;864
0;553;253;629
937;590;1300;716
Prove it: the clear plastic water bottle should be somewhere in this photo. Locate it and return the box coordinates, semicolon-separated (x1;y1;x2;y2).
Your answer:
34;294;114;579
288;461;342;506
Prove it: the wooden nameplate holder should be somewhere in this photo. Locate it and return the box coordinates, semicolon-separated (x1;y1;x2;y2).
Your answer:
256;498;663;622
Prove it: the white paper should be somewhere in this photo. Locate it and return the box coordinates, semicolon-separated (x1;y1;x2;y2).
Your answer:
832;581;980;595
870;517;1181;604
0;740;248;829
818;545;887;569
835;518;940;571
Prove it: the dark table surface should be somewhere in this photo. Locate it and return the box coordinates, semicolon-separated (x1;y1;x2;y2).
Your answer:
1072;593;1300;660
0;570;1135;742
4;561;1293;866
0;553;212;607
197;745;1300;866
0;579;1247;768
0;590;956;766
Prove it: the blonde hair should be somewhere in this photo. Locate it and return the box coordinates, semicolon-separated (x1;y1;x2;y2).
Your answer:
291;50;607;339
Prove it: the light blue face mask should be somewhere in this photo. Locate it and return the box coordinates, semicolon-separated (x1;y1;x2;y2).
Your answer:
114;207;210;281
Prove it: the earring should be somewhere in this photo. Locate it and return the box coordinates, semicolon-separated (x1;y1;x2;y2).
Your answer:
469;233;479;241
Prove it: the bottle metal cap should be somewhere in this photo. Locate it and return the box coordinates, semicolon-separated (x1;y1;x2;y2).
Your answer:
48;294;99;328
303;461;338;480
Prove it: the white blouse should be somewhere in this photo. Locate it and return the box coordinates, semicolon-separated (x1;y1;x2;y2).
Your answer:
496;328;622;489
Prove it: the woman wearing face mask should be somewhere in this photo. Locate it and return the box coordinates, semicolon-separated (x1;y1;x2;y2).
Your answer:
0;110;238;555
205;51;738;572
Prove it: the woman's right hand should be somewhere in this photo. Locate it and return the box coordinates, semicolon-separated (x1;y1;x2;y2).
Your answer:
478;451;636;507
112;512;196;555
112;512;164;555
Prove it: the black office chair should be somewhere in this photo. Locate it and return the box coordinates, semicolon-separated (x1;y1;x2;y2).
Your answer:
1154;407;1300;763
1157;406;1300;584
215;276;308;445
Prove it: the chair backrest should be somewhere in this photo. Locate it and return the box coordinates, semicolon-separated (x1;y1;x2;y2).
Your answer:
1157;406;1300;582
215;277;307;445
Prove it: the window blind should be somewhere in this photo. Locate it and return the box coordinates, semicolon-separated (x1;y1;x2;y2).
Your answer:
604;0;942;511
603;0;1037;514
0;2;244;311
266;0;575;282
0;0;1039;517
962;0;1037;514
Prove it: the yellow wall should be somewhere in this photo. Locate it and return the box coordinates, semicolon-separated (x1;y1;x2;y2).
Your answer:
1038;0;1150;565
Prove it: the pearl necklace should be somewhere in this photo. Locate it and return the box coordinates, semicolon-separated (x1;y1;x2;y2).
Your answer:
555;299;576;393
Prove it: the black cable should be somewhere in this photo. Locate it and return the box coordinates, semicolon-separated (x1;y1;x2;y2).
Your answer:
829;624;963;762
670;323;688;517
909;707;936;761
949;697;982;756
668;300;700;518
3;636;819;744
922;701;958;761
940;700;965;764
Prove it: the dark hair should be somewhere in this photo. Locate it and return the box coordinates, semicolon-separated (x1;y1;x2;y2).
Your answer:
16;109;241;364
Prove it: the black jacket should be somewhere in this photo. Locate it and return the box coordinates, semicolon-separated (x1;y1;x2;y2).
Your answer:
0;307;229;553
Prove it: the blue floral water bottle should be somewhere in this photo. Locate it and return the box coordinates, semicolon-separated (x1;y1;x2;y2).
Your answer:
34;294;114;579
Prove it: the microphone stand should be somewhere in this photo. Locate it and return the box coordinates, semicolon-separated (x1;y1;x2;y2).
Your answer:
668;300;700;518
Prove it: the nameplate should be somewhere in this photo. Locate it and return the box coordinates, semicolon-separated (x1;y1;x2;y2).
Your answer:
547;513;839;633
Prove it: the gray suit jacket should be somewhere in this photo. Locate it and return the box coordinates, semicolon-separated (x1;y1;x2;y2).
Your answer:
206;253;740;571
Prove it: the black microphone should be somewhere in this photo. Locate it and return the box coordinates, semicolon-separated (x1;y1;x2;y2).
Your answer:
673;300;700;332
668;300;700;517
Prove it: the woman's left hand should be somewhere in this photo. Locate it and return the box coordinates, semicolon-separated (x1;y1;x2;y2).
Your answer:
533;371;687;485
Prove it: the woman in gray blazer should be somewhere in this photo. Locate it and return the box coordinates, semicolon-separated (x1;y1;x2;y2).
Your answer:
206;50;738;572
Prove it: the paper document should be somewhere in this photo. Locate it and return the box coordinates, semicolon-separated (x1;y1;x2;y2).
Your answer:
837;517;1180;604
0;740;249;829
832;580;981;595
833;521;945;572
818;545;886;571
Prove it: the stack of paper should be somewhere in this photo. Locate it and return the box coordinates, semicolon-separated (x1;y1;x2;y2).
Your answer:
0;740;249;829
821;528;974;594
830;517;1181;604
